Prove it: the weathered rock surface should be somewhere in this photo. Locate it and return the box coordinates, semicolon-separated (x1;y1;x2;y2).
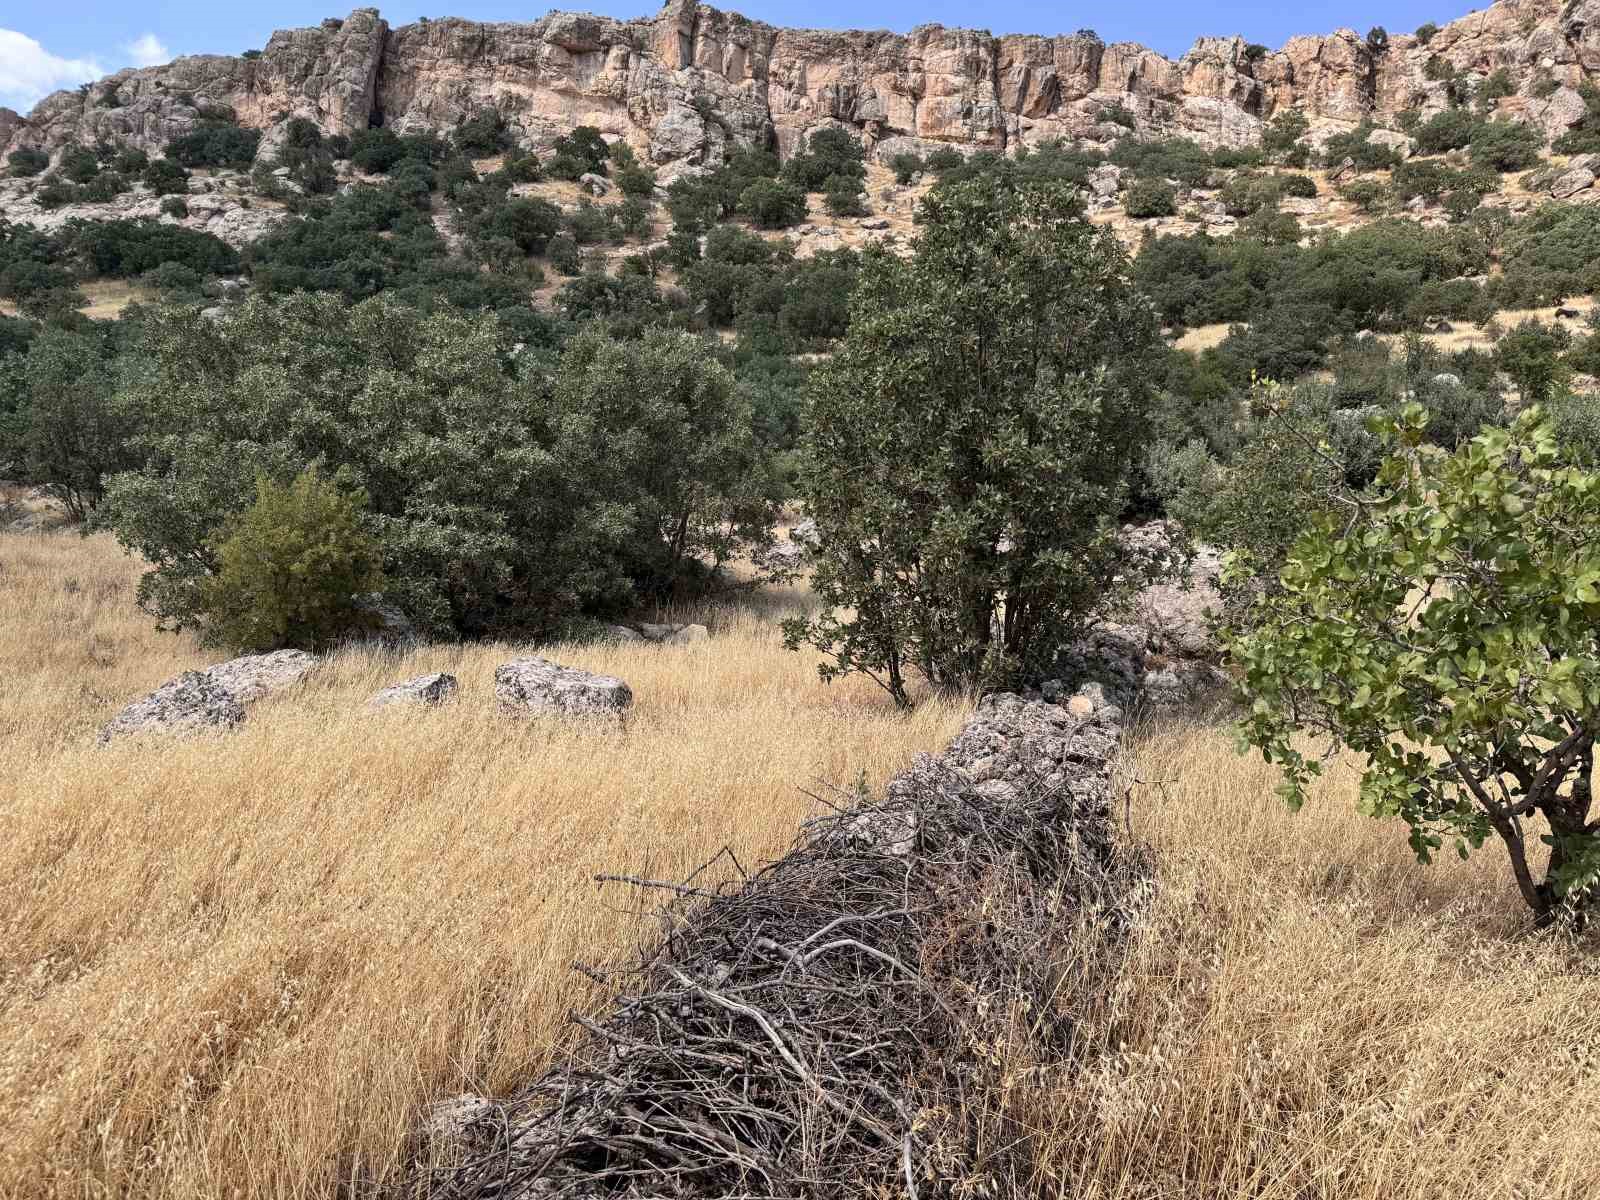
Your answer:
369;672;459;707
495;657;633;717
203;650;320;703
8;0;1600;171
98;672;247;745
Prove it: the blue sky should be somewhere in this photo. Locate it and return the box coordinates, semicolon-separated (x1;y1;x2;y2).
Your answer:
4;0;1481;114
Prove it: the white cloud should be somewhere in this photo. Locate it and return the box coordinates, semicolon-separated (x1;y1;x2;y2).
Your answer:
123;33;169;68
0;29;102;113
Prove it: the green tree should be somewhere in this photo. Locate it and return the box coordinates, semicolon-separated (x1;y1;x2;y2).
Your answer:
1496;319;1569;403
786;176;1165;705
1230;407;1600;923
1124;178;1177;218
9;328;141;520
739;178;807;229
201;467;384;651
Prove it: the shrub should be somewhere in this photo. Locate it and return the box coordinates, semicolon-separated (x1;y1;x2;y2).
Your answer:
823;174;866;216
59;146;100;183
112;147;149;174
615;160;657;199
1229;406;1600;923
62;218;239;279
1339;178;1390;213
925;146;965;173
1495;319;1570;403
1262;110;1310;164
199;468;384;652
739;178;807;228
349;128;409;173
1276;171;1317;198
550;126;610;177
787;176;1167;704
1098;105;1137;129
783;126;866;191
141;261;203;298
1124;178;1177;218
1415;21;1439;43
1366;26;1389;51
1469;120;1542;172
546;232;581;275
159;196;189;219
1477;68;1516;113
7;148;49;177
142;157;190;196
1322;122;1402;170
166;120;262;168
1423;55;1456;83
453;108;513;158
889;152;925;185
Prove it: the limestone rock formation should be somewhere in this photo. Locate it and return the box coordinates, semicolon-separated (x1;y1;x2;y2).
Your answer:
369;672;460;707
203;650;320;703
98;672;247;745
7;0;1600;172
494;657;633;717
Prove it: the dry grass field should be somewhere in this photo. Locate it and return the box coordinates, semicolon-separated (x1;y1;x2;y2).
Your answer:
3;527;1600;1198
0;529;966;1199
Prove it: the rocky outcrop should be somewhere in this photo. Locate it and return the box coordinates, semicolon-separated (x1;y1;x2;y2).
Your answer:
368;672;459;707
98;672;246;745
494;657;633;717
97;650;320;744
8;0;1600;171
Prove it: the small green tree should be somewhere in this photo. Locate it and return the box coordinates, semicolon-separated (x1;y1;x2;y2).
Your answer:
787;176;1166;705
201;467;384;651
739;178;807;229
1124;178;1177;218
823;174;866;216
1229;406;1600;923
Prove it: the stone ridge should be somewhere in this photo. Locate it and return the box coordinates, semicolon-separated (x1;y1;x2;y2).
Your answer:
3;0;1600;170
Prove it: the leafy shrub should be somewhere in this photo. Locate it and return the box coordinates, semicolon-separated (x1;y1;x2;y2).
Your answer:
453;108;514;158
925;146;965;173
1276;171;1317;198
7;148;49;177
200;468;385;651
1109;137;1214;186
1230;407;1600;922
59;146;100;183
1476;68;1516;113
783;126;866;191
889;152;924;185
159;196;189;219
1339;178;1390;213
348;128;409;173
1124;178;1177;218
788;175;1166;704
1098;105;1137;129
1495;319;1569;402
1322;122;1402;170
63;218;239;278
615;159;657;199
739;178;807;228
546;232;581;275
823;174;866;216
1423;55;1456;83
141;261;204;298
549;126;609;179
1415;21;1439;43
166;119;262;168
1366;26;1389;51
142;157;190;195
1261;110;1310;165
1469;120;1542;172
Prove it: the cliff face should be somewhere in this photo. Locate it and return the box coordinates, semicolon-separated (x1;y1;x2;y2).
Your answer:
6;0;1600;170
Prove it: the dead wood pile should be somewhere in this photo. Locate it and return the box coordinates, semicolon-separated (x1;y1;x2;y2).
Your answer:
421;691;1147;1198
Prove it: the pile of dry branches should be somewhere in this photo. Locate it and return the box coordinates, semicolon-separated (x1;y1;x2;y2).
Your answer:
421;692;1147;1199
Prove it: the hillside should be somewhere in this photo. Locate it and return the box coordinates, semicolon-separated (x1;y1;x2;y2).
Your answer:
5;0;1600;172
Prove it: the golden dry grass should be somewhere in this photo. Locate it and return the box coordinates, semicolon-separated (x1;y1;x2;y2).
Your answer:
1004;724;1600;1200
0;529;967;1199
6;528;1600;1199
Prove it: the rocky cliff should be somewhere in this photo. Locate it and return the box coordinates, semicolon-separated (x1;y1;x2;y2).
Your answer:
5;0;1600;171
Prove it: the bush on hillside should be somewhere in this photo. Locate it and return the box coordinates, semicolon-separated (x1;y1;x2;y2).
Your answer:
200;467;385;652
1230;406;1600;923
739;178;807;228
1124;178;1177;218
166;119;262;168
788;175;1168;704
6;148;49;177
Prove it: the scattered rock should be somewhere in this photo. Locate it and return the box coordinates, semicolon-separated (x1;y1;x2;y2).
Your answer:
1550;166;1595;199
663;623;708;645
494;657;633;717
368;672;459;708
1366;127;1415;160
98;672;246;745
858;217;890;230
203;650;319;704
1432;372;1463;387
754;539;808;573
421;1095;498;1141
579;172;610;196
599;624;646;643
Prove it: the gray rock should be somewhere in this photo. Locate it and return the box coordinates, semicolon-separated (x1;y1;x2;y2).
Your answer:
421;1095;497;1141
203;649;319;703
579;172;610;196
858;217;890;230
1432;372;1463;387
352;592;417;643
599;624;645;642
754;539;808;573
369;672;459;708
1550;166;1595;199
1367;127;1414;160
789;517;819;548
635;622;680;642
664;623;709;645
98;672;246;745
494;657;633;717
